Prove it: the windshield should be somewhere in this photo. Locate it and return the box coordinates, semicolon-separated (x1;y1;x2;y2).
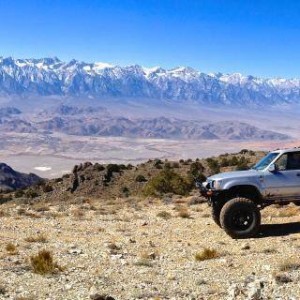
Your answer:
252;152;280;171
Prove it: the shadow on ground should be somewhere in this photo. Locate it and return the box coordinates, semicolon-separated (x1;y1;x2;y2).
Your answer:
259;222;300;238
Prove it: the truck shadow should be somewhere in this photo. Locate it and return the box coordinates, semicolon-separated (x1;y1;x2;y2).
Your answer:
259;222;300;238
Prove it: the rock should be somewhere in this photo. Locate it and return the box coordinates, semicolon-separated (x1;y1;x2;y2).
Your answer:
90;294;115;300
68;248;83;255
241;243;250;250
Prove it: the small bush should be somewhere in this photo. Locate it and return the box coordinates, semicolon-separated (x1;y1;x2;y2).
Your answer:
72;208;85;219
54;177;63;183
30;250;63;275
172;162;180;168
25;189;39;199
143;168;190;196
206;158;220;174
25;234;48;243
157;211;172;220
134;258;153;267
42;185;53;193
178;207;191;218
195;248;219;261
135;175;147;182
5;243;18;255
279;259;300;272
14;190;25;198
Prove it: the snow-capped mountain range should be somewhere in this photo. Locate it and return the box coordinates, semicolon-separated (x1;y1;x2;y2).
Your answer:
1;56;300;106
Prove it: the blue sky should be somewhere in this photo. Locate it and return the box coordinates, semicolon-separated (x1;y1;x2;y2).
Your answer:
1;0;300;78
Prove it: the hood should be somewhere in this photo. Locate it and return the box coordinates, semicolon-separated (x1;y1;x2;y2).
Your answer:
208;169;259;181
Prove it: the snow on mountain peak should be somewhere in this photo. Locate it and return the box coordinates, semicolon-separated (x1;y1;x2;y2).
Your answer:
0;56;300;106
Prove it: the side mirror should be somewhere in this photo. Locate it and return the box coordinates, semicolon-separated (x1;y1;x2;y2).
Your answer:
268;163;277;173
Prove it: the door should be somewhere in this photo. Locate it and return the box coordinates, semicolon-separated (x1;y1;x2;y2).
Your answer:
263;151;300;201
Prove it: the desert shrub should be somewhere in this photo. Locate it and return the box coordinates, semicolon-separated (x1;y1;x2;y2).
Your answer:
157;211;172;220
235;157;250;170
177;206;191;218
220;158;230;167
195;248;218;261
54;177;63;183
187;162;206;186
25;189;39;199
93;163;105;171
25;234;48;243
104;164;122;182
143;168;190;196
239;149;249;154
5;243;18;254
172;162;180;168
135;175;147;182
206;158;220;174
127;164;134;170
154;159;163;166
279;259;300;272
164;162;172;169
14;189;25;198
30;250;63;275
228;156;239;166
190;161;205;175
122;186;130;197
42;185;53;193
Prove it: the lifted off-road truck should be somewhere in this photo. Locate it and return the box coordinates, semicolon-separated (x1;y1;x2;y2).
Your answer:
197;148;300;239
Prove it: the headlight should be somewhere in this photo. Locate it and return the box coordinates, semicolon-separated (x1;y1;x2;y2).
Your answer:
212;180;222;190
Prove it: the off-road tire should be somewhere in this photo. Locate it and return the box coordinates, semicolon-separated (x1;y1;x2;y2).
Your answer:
220;197;261;239
212;204;222;227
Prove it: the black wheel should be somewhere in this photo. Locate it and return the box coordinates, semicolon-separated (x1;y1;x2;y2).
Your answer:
212;203;222;227
220;197;261;239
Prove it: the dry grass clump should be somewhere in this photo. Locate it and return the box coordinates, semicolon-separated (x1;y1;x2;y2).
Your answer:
32;203;50;212
157;211;172;220
0;210;9;217
25;234;48;243
273;272;293;284
279;259;300;272
72;208;86;219
107;242;122;254
5;243;18;255
24;212;42;219
134;258;153;267
30;249;63;275
275;207;299;218
177;206;191;218
195;248;219;261
134;250;157;267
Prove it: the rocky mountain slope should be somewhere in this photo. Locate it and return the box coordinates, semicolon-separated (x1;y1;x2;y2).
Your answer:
1;57;300;106
0;163;42;192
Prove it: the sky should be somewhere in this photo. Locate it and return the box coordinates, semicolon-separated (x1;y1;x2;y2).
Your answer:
0;0;300;78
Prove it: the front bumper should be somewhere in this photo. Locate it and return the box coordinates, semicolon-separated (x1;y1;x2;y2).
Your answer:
196;180;214;198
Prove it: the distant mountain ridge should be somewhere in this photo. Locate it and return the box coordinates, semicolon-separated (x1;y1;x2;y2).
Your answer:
1;57;300;106
0;105;290;141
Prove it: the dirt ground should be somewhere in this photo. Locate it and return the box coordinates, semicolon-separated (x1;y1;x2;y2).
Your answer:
0;198;299;300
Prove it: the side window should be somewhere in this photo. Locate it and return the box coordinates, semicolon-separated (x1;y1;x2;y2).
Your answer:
276;154;288;171
287;152;300;170
275;152;300;171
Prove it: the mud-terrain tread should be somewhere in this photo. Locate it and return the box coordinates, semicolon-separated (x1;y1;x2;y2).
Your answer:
220;197;261;239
